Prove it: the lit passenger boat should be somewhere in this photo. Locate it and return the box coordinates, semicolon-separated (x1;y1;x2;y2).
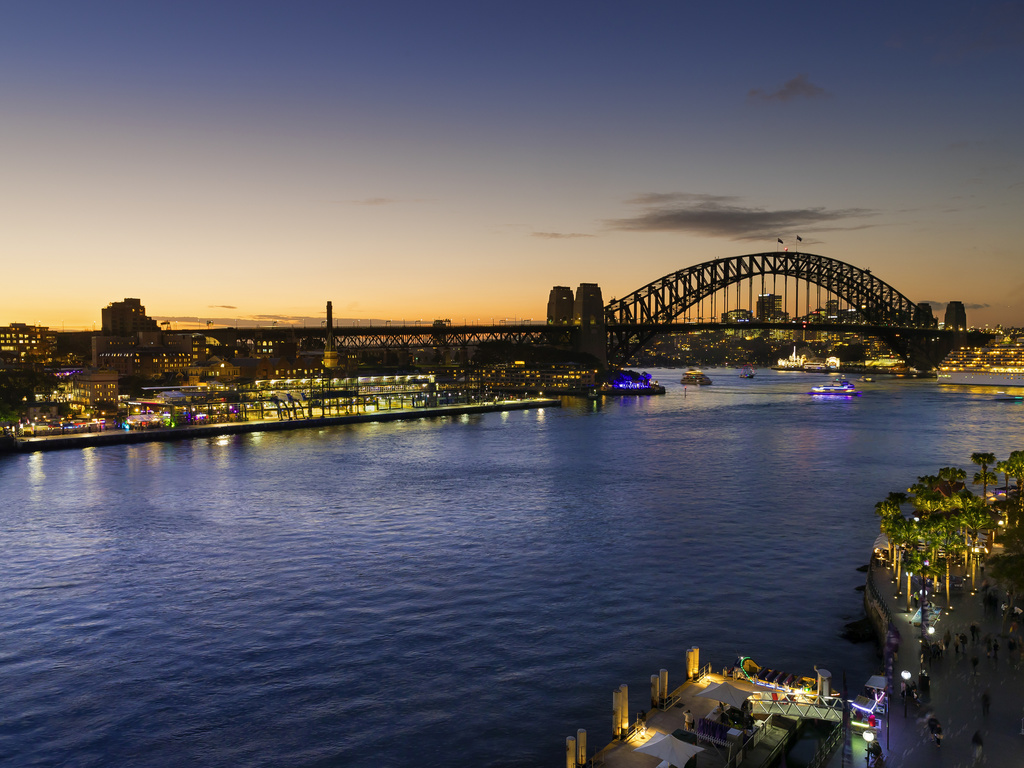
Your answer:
808;378;861;396
680;370;713;386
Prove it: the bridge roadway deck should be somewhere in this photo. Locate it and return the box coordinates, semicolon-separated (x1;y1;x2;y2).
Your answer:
2;398;560;453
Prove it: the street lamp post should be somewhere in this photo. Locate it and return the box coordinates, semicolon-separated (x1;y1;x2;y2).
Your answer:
863;730;875;766
901;670;911;718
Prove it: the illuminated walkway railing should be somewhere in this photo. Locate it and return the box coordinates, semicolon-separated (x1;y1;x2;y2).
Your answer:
749;692;844;722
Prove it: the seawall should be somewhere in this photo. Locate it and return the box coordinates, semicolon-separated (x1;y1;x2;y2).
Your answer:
2;399;560;454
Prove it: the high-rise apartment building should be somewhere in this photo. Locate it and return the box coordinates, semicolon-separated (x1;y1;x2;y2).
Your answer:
721;309;753;323
756;293;785;321
101;298;159;336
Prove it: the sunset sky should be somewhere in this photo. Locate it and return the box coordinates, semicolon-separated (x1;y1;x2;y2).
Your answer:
3;2;1023;329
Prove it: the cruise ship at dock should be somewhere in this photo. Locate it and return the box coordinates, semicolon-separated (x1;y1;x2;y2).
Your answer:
938;340;1024;388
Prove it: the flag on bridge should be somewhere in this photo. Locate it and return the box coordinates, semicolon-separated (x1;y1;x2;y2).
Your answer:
796;235;803;242
777;238;784;244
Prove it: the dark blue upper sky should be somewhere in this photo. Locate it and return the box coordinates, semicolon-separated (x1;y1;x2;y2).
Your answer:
2;1;1022;326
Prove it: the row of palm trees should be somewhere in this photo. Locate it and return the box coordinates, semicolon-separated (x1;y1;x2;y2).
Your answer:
875;452;1024;621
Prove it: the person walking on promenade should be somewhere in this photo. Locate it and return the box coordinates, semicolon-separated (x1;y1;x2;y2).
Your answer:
971;730;984;765
927;715;943;746
982;690;991;717
971;622;980;642
944;629;951;651
960;632;968;652
993;638;999;661
972;655;980;676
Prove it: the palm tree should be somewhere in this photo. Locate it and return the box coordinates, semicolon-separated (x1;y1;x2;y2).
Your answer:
875;492;909;563
884;515;918;592
912;491;945;520
971;452;998;498
908;475;940;497
974;469;999;500
934;518;966;605
938;466;967;484
903;548;926;613
988;526;1024;635
996;459;1013;493
1003;450;1024;528
958;497;995;572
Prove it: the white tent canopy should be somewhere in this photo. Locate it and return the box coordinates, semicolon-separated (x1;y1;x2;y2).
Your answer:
634;731;704;768
695;681;753;709
864;675;887;691
873;533;889;551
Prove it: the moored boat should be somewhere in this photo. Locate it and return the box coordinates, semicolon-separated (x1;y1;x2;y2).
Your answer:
597;370;666;396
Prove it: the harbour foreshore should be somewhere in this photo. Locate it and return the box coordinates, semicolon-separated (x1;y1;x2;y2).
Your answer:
574;539;1023;768
849;548;1024;768
0;398;560;453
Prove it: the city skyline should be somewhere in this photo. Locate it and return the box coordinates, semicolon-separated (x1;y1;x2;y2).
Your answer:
3;2;1023;329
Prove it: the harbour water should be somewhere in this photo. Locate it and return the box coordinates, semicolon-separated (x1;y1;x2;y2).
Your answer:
1;370;1021;767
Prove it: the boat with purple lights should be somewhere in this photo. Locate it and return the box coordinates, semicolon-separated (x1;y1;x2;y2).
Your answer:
809;378;861;396
592;370;666;397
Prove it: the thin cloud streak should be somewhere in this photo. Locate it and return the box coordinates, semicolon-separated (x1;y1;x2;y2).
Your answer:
350;197;399;206
748;74;829;102
606;194;876;241
921;301;991;311
531;231;595;239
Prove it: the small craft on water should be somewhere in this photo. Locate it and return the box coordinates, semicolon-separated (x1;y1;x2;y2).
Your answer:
681;370;713;386
595;370;666;396
739;365;756;379
809;378;861;396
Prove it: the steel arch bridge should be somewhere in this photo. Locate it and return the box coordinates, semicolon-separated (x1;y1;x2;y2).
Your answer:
604;252;934;364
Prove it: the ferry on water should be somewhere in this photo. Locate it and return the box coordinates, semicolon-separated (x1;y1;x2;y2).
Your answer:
681;370;713;386
809;378;861;396
938;339;1024;388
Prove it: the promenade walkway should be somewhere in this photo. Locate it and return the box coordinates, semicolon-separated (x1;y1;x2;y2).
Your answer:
2;398;559;453
832;554;1024;768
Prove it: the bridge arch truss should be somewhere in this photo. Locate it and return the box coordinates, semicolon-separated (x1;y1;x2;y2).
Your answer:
604;252;933;364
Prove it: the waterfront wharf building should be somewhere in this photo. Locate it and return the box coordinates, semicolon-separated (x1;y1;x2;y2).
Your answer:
92;331;211;376
467;362;597;394
123;373;452;427
69;369;119;416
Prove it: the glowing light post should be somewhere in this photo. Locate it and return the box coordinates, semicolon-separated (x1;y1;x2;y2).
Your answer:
863;730;875;766
901;670;911;718
921;558;931;643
